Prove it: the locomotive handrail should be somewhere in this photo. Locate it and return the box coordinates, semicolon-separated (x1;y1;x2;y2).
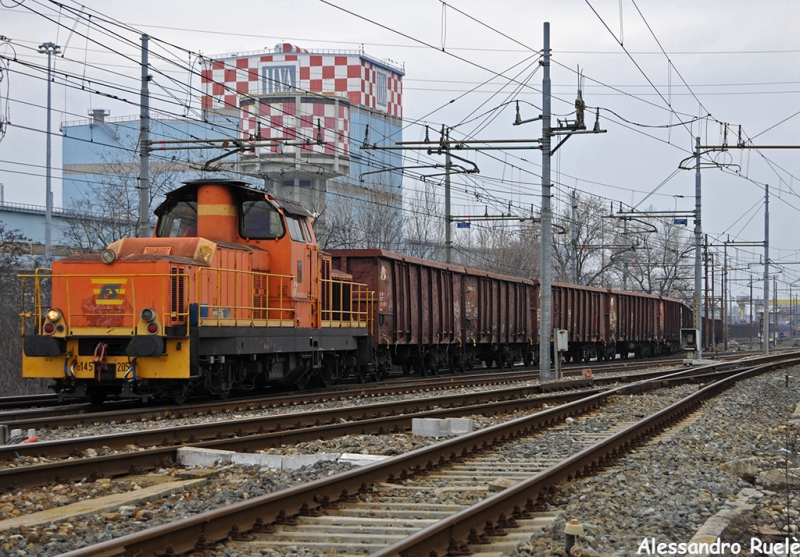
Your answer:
320;278;373;330
18;267;52;335
19;270;192;337
192;268;373;330
196;266;297;327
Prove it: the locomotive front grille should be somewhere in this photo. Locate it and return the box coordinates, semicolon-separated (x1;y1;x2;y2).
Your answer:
170;267;187;324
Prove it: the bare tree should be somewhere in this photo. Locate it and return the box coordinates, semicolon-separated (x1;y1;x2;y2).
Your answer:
454;219;539;279
401;179;446;261
0;222;49;394
61;142;184;251
319;180;403;251
553;193;620;286
623;215;694;297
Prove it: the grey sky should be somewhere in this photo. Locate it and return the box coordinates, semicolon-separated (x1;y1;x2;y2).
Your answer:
1;0;798;297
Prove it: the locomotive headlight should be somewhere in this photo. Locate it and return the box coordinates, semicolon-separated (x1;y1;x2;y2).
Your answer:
140;308;157;322
101;248;116;265
46;308;61;322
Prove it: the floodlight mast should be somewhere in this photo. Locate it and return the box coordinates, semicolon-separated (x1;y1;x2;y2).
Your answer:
38;41;61;258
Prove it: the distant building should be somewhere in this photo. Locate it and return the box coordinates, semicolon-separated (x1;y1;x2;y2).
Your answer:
61;109;238;208
10;43;404;250
201;43;404;218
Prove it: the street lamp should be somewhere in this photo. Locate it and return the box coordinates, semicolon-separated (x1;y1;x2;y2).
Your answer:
38;41;61;259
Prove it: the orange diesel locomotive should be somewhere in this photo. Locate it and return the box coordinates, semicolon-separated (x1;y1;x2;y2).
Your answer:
21;180;374;403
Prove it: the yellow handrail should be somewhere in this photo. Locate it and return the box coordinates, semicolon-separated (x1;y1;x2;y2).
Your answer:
196;266;296;327
18;271;192;336
20;268;375;334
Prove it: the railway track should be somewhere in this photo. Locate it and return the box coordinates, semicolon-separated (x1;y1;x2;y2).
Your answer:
0;355;722;430
1;350;755;415
52;351;800;557
0;358;744;491
0;353;787;495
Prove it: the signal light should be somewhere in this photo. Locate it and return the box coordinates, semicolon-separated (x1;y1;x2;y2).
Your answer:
46;308;61;322
140;308;156;322
146;322;159;335
43;322;56;335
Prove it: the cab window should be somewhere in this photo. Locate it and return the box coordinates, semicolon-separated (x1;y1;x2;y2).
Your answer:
241;200;285;239
156;201;197;237
286;216;307;242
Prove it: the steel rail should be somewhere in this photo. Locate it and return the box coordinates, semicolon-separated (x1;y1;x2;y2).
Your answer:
0;357;735;463
0;349;756;417
0;357;691;425
0;386;605;490
0;359;697;432
369;356;800;557
55;352;800;557
0;356;773;490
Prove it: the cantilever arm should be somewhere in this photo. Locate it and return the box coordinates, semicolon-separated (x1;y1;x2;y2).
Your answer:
359;164;443;182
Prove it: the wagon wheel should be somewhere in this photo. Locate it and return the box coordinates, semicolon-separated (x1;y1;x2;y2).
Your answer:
402;363;413;376
373;367;387;382
357;366;370;383
421;362;437;377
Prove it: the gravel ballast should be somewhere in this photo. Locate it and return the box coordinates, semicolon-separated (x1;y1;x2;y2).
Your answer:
0;364;795;556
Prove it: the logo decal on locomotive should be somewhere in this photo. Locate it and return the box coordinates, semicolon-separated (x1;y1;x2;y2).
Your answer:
92;279;127;306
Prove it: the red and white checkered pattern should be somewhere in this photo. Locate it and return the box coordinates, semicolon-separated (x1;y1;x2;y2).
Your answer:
240;98;350;157
201;44;403;118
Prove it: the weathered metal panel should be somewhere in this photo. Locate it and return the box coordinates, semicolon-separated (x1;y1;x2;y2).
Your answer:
463;275;479;344
329;249;538;359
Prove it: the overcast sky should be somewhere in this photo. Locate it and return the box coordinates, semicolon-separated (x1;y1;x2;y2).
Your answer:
1;0;798;297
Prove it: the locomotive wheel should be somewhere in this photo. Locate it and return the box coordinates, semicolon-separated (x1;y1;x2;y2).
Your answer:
357;367;369;383
170;392;189;405
88;392;107;405
319;366;334;388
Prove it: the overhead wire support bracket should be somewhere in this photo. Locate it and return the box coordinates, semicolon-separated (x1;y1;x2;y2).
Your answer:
449;215;540;223
425;149;480;174
359;164;444;182
699;145;800;151
606;210;696;219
